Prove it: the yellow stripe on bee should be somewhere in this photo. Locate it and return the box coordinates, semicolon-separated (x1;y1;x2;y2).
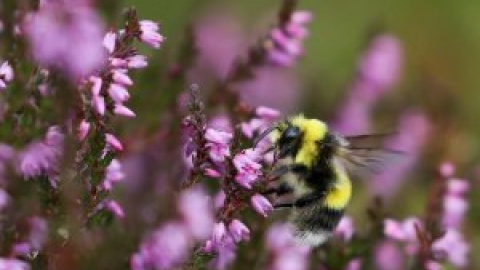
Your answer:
325;159;352;210
291;116;328;168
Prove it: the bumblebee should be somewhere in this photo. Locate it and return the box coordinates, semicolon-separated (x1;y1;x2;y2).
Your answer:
256;115;398;246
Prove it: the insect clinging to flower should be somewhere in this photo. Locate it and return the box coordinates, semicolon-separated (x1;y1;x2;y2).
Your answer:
256;115;400;246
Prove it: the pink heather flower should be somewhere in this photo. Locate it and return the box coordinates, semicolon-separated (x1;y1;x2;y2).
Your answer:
358;34;403;91
241;118;265;139
432;229;470;267
78;120;90;140
24;2;106;79
204;168;222;178
266;223;310;270
374;241;404;270
139;20;164;49
132;222;191;270
113;105;136;118
102;159;124;191
212;222;228;245
250;194;273;217
233;149;262;189
425;261;443;270
208;115;233;133
228;219;250;243
89;76;102;95
112;70;133;86
0;61;14;89
0;258;30;270
178;188;214;241
127;55;148;69
92;95;105;115
102;199;125;218
108;83;130;103
256;106;281;120
0;189;9;210
204;235;237;270
439;162;455;178
105;133;123;151
103;31;116;53
344;259;362;270
443;193;468;229
384;218;422;255
446;178;469;195
266;11;312;67
17;127;63;182
334;216;354;242
205;128;232;162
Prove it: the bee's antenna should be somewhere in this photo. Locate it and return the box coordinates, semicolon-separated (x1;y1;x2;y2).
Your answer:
253;126;278;147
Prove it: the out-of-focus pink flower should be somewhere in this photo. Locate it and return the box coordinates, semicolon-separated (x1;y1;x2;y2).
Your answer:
0;189;9;210
105;133;123;151
241;106;281;139
102;199;125;218
370;112;430;197
424;261;443;270
332;34;403;135
266;11;312;67
432;229;470;268
384;218;422;255
0;258;30;270
256;106;281;120
24;1;106;79
344;259;362;270
113;105;136;118
204;168;222;178
127;55;148;69
78;120;90;140
205;235;237;270
212;222;227;245
103;31;116;54
250;193;273;217
228;219;250;243
112;70;133;86
92;95;106;115
439;162;455;178
374;240;404;270
108;83;130;103
138;20;164;49
233;149;262;189
17;127;63;183
178;188;214;241
0;61;14;89
358;34;403;91
131;222;191;270
102;159;124;191
334;216;354;242
266;223;310;270
89;76;102;95
208;115;232;133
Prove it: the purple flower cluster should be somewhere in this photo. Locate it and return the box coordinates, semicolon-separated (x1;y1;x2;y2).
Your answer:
24;0;106;80
266;11;313;67
333;34;403;135
0;258;30;270
383;163;470;268
131;188;214;270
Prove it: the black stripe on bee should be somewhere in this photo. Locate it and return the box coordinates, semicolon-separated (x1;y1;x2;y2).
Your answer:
296;207;344;232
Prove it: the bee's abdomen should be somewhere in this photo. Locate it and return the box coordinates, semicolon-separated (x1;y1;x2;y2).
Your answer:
291;206;344;246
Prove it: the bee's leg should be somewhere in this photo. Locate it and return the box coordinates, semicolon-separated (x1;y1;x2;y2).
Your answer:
262;182;294;196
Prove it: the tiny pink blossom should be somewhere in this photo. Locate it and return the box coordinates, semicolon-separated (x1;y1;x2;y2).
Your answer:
110;58;127;68
228;219;250;243
78;120;90;140
0;189;9;210
344;259;362;270
446;179;469;195
442;194;468;229
250;194;273;217
439;162;455;177
334;216;354;242
103;31;116;53
178;188;214;241
89;76;102;95
204;168;222;178
103;159;124;190
108;83;130;103
432;229;470;267
127;55;148;69
233;149;262;189
205;129;233;145
112;70;133;86
290;11;313;25
256;106;281;120
0;61;14;89
0;258;30;270
103;199;125;218
92;95;105;115
139;20;164;49
212;222;227;245
105;133;123;151
113;105;136;118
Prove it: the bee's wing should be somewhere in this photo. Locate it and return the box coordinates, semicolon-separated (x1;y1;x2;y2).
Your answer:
336;134;403;179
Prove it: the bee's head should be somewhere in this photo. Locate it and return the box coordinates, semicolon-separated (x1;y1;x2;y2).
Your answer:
276;122;302;158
